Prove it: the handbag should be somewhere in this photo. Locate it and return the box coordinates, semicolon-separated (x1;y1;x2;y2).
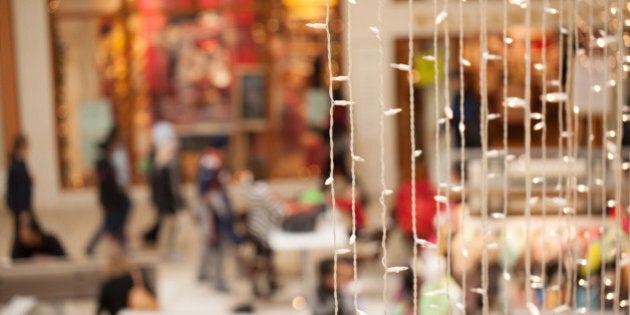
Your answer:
128;269;158;310
282;210;319;232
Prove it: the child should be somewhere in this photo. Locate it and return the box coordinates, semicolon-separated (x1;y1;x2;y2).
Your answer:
314;257;357;315
197;147;244;292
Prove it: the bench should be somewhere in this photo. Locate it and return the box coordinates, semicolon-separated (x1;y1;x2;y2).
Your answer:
0;256;157;303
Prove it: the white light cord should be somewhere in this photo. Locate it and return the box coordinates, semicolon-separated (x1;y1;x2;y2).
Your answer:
612;0;624;313
556;0;566;303
524;0;533;310
376;0;391;311
501;0;509;313
570;1;580;308
541;0;550;309
600;1;609;312
458;0;468;313
324;0;339;313
342;0;359;312
585;0;595;309
479;0;490;314
431;3;443;315
409;0;418;312
442;0;453;309
563;1;579;307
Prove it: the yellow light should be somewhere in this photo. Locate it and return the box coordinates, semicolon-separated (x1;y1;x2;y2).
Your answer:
283;0;339;20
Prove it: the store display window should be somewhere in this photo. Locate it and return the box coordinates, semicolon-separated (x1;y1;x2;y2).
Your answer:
50;0;340;188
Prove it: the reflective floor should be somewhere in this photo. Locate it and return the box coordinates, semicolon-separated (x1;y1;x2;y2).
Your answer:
0;186;392;315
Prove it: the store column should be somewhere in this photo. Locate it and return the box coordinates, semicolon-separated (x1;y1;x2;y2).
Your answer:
0;0;20;162
11;0;59;208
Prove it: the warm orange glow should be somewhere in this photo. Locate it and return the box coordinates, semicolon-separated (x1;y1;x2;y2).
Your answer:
283;0;338;20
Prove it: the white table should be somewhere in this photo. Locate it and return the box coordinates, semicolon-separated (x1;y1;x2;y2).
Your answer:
268;220;348;304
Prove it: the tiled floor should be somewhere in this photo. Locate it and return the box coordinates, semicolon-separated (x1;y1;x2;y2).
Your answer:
0;187;398;314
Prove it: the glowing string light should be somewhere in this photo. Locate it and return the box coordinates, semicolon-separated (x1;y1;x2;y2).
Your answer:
501;0;509;312
340;0;361;312
613;0;624;311
409;0;419;312
480;0;490;313
322;0;339;312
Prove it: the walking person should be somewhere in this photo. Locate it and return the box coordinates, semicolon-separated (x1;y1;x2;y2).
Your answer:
86;127;132;256
141;121;184;258
142;121;183;249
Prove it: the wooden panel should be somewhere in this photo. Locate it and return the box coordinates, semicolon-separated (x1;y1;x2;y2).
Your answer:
395;38;426;180
0;0;20;161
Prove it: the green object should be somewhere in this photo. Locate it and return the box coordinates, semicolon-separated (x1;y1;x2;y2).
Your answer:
498;227;525;269
414;51;443;86
579;240;602;276
420;277;459;314
298;189;324;205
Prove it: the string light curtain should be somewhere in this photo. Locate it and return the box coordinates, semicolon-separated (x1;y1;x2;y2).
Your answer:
311;0;628;314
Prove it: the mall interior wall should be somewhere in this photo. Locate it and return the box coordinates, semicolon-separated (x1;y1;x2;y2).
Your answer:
10;0;97;211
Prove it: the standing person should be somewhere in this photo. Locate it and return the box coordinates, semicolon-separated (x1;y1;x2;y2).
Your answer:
451;71;482;148
142;121;182;247
6;134;35;257
145;121;183;258
86;127;132;255
197;146;244;292
141;146;159;245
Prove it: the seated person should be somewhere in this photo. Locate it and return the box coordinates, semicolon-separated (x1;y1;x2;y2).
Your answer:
98;246;157;314
314;257;357;315
12;212;65;260
239;169;285;296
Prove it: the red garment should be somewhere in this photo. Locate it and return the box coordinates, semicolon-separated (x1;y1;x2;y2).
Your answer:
335;197;367;230
394;179;442;240
608;204;630;234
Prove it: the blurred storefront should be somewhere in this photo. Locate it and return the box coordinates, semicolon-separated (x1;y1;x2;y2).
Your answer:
47;0;342;188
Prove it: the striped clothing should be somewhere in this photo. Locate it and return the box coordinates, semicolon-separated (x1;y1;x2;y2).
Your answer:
241;181;285;247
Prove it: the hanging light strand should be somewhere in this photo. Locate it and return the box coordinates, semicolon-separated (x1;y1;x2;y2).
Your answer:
343;0;360;311
501;0;510;313
585;0;595;308
323;0;340;313
612;0;624;311
564;0;580;307
409;0;419;312
523;0;534;308
480;0;491;313
375;0;391;310
431;2;444;313
540;0;550;308
458;0;469;313
556;0;566;300
442;0;453;305
600;0;610;312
